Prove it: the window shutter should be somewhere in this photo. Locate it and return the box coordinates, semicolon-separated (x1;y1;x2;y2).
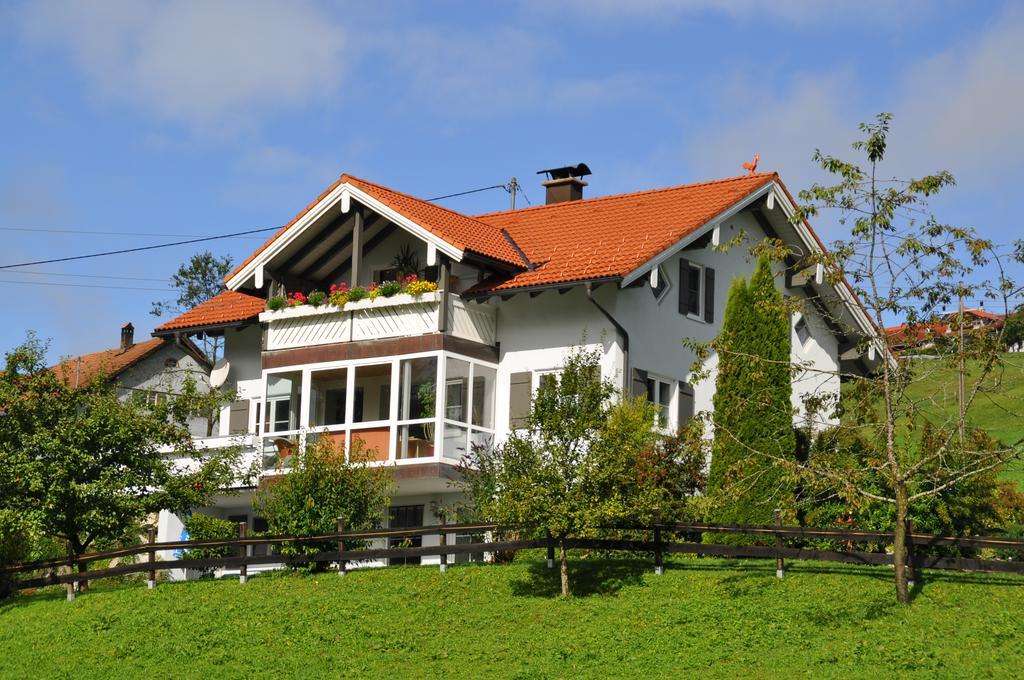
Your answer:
678;258;689;315
703;267;715;324
631;368;648;397
508;371;532;429
228;400;250;434
678;381;695;426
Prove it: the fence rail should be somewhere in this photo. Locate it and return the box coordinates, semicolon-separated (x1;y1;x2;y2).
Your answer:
5;519;1023;598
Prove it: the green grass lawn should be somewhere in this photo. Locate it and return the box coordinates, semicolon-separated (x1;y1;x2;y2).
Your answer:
2;556;1022;678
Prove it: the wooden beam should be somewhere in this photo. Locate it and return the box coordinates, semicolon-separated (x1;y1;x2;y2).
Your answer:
351;208;363;287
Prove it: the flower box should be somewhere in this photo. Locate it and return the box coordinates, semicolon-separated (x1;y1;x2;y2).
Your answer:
260;292;441;322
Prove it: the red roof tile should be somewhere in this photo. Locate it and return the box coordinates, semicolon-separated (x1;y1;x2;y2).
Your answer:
155;290;266;333
468;173;776;292
227;173;525;284
51;337;169;387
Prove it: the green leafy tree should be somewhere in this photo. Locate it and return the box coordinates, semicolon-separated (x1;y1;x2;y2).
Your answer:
0;335;251;588
788;113;1023;604
252;437;393;569
467;348;676;597
706;254;796;535
151;251;234;362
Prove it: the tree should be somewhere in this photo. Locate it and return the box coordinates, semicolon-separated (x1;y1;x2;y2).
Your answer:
151;251;234;362
0;335;251;588
706;254;796;535
788;113;1023;603
465;347;674;597
252;437;393;568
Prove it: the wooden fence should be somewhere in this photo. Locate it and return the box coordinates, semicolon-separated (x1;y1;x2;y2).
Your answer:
4;514;1023;601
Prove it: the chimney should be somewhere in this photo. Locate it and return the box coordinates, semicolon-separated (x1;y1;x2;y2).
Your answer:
120;322;135;352
537;163;591;205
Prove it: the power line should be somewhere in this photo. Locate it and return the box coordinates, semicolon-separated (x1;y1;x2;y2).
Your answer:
0;226;269;238
0;226;281;271
0;278;171;292
426;184;508;202
1;269;171;283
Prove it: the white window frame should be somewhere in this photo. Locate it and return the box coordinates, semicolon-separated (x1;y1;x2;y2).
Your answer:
644;373;676;430
684;261;705;322
651;263;671;303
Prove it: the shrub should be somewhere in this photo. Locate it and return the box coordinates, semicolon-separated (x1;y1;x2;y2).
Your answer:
0;510;32;597
707;254;796;541
346;286;368;303
183;513;237;568
267;296;287;311
252;437;393;570
306;290;326;306
378;280;403;297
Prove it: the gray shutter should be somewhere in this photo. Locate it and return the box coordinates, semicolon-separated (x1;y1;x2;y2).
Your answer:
678;381;695;426
631;368;648;397
508;371;532;429
228;400;250;434
704;267;715;324
678;258;689;315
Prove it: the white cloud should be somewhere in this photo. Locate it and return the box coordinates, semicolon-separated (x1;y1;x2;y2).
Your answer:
686;6;1024;199
18;0;347;131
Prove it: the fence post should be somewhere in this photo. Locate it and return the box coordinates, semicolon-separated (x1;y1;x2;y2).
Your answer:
774;509;785;580
653;521;664;576
337;517;347;577
238;522;248;585
147;526;157;590
905;518;915;589
439;516;448;574
66;553;75;602
546;530;555;569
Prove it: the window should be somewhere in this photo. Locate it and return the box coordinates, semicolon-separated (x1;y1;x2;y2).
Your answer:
309;367;348;428
508;371;532;429
265;372;301;433
645;376;674;428
388;505;424;566
353;363;391;423
650;264;670;302
445;357;471;422
795;315;812;346
679;258;715;323
397;357;437;460
471;364;496;429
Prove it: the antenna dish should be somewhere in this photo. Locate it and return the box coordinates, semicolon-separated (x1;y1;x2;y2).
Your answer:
210;359;230;388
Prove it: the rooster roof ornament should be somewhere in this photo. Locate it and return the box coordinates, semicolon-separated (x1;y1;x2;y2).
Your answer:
742;153;760;175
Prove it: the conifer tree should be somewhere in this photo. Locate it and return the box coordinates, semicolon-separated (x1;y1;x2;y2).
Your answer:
707;255;795;532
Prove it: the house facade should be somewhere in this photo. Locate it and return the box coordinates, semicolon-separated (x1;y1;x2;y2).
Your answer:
151;166;880;565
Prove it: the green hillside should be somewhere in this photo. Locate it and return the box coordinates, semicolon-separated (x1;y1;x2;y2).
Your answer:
902;353;1024;487
2;557;1022;678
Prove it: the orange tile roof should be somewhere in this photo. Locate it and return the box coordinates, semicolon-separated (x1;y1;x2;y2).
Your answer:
227;173;525;284
155;290;266;333
342;175;524;266
51;337;169;387
468;173;776;292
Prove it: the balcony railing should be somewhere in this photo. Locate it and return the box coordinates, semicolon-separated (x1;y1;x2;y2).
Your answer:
259;292;496;351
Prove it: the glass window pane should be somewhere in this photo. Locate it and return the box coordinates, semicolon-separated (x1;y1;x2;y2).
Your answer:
265;372;301;433
471;364;496;429
445;357;471;423
309;368;347;427
353;363;392;423
687;266;702;315
442;423;469;461
470;429;493;455
398;423;435;459
399;357;437;421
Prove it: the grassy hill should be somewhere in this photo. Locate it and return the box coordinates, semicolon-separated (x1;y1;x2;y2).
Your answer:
2;557;1022;678
904;353;1024;488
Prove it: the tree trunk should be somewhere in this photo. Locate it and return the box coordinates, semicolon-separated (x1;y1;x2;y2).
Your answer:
558;539;570;597
76;557;89;593
893;486;909;605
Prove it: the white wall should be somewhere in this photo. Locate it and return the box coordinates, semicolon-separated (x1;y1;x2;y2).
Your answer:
491;286;624;439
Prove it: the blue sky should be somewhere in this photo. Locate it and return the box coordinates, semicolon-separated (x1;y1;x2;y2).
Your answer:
1;0;1022;361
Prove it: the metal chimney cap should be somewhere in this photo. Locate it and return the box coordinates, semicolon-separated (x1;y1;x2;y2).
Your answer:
537;163;592;181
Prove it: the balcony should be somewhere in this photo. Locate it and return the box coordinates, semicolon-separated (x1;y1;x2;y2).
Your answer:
260;292;497;351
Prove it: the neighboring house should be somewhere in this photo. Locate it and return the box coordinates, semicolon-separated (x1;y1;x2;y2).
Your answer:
150;165;881;568
886;307;1007;352
51;322;213;436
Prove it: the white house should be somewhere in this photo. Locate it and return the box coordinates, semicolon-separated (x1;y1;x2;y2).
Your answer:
151;164;881;566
